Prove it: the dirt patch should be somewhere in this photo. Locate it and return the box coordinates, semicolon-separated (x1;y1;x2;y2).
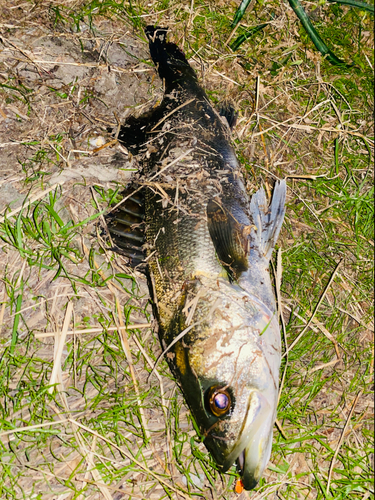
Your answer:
0;15;154;204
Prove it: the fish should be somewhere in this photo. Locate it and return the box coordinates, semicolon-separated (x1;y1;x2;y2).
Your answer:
106;25;286;490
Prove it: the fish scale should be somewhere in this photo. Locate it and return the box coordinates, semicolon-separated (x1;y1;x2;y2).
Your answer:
106;25;286;490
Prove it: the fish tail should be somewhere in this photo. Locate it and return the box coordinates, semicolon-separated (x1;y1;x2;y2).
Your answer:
249;180;286;261
145;26;197;85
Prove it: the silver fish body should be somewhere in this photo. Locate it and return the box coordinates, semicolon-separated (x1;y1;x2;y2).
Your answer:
108;26;286;490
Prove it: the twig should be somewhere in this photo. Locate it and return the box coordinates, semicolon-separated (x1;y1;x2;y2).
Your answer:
285;174;334;180
275;419;288;439
92;139;118;153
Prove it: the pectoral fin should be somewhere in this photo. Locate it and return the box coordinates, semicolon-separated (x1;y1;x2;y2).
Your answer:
206;199;249;280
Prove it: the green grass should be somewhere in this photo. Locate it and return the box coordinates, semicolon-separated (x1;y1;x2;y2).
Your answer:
0;0;373;498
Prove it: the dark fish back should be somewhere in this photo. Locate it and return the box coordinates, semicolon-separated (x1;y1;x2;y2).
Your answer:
107;25;254;314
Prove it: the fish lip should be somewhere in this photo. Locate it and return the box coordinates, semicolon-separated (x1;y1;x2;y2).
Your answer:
235;449;259;490
217;390;273;488
220;445;244;474
222;448;259;490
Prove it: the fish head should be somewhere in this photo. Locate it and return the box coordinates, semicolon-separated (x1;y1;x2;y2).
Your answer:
201;384;275;490
171;279;281;490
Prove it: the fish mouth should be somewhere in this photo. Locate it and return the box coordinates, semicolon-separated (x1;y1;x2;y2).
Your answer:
219;390;274;490
236;449;257;491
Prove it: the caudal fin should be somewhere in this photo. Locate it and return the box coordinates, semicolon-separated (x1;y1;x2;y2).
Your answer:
145;26;197;87
249;180;286;261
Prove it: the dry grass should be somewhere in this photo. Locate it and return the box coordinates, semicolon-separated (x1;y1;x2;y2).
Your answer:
0;0;373;499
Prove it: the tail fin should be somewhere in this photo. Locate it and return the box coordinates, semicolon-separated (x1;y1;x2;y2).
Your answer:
249;180;286;261
145;26;197;87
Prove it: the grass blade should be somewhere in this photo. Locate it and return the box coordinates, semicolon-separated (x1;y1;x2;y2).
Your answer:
288;0;354;66
10;294;22;355
230;23;268;51
326;0;374;12
231;0;253;27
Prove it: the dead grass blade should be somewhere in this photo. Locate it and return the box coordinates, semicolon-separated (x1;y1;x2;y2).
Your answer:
115;296;151;442
275;249;288;407
326;390;363;495
109;148;194;213
132;334;175;473
310;357;341;373
151;98;195;131
284;259;343;356
81;435;114;500
36;323;151;339
68;419;192;500
0;419;70;438
48;301;73;394
148;322;200;379
0;183;62;223
47;304;114;498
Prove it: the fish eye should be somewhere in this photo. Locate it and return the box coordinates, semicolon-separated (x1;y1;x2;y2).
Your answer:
206;386;232;417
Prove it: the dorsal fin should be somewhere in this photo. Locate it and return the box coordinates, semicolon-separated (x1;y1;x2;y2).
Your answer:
206;199;249;280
